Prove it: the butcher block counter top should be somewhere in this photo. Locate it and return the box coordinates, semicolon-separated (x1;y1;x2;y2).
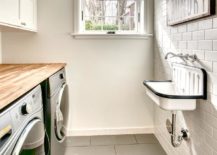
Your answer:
0;63;66;110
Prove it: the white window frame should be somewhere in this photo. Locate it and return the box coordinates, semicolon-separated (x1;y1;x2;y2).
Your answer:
72;0;152;38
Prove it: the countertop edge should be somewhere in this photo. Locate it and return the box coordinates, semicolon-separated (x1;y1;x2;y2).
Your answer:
0;63;66;111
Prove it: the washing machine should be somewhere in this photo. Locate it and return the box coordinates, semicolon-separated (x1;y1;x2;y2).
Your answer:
0;85;45;155
42;68;67;155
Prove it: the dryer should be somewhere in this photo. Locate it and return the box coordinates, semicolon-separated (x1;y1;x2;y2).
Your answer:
0;85;45;155
42;68;67;155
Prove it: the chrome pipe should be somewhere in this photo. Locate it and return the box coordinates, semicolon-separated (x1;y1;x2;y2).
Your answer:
165;52;198;62
166;112;190;148
171;112;182;147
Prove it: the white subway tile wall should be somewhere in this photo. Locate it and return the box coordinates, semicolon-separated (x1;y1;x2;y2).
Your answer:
64;135;166;155
198;19;213;30
193;30;204;40
154;0;217;154
213;41;217;50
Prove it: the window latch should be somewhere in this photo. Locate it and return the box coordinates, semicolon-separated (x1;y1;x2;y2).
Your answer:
107;31;116;34
81;11;84;21
138;13;141;22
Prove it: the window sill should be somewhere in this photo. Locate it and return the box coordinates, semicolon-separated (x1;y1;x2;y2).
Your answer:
70;33;153;39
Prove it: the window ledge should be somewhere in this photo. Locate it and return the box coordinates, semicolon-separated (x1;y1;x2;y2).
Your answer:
70;33;153;39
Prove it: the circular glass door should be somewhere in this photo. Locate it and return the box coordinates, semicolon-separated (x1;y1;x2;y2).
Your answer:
12;119;44;155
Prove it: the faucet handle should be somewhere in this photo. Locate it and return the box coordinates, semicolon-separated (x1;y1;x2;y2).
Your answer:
187;54;197;62
177;53;183;56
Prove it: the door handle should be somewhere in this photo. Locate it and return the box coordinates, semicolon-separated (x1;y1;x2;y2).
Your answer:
55;83;67;141
0;125;12;140
57;83;67;107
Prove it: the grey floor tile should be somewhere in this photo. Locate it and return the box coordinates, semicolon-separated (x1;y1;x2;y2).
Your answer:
65;145;116;155
115;144;166;155
64;136;90;147
135;134;159;144
91;135;137;146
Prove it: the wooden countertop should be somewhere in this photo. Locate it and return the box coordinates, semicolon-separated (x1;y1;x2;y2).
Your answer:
0;63;66;110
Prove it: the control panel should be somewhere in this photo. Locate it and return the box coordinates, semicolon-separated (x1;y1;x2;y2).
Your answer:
49;69;66;97
10;86;43;130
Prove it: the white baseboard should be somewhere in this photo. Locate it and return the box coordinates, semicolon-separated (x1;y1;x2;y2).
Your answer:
63;126;154;137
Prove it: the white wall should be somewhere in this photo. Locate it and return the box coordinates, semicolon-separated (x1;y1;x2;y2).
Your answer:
154;0;217;154
2;0;154;136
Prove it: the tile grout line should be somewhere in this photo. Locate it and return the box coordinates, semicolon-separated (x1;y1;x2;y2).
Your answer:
134;135;138;144
114;145;117;155
65;134;162;153
89;136;92;146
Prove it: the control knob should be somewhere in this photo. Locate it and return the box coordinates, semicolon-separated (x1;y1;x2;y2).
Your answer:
21;103;32;115
59;73;64;79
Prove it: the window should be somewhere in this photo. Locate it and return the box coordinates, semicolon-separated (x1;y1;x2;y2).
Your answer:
76;0;146;35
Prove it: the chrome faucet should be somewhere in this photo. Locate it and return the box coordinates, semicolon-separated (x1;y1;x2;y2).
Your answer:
165;52;185;60
165;52;197;62
186;54;197;62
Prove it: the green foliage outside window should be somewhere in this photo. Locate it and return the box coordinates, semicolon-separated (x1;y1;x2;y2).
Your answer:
85;21;119;31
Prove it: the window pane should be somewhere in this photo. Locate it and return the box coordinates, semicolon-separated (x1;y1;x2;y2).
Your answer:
102;17;118;31
102;1;118;17
85;17;102;31
120;17;136;31
82;0;139;32
84;0;103;17
119;0;136;17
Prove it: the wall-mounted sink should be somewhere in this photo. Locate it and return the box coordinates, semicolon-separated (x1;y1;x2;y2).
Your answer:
143;63;207;111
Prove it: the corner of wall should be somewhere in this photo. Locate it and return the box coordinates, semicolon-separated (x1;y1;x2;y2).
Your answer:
147;0;154;34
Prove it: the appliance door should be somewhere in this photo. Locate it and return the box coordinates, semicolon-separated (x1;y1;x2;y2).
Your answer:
11;119;44;155
54;83;67;141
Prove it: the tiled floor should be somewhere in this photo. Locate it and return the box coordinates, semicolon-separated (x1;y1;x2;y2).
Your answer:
64;134;166;155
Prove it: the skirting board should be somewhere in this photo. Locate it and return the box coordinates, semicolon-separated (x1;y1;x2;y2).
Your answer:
63;126;154;137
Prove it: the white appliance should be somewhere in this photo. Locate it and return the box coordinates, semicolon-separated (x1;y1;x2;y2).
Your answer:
42;68;67;155
0;85;45;155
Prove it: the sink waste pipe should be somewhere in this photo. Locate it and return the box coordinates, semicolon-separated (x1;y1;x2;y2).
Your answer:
166;111;190;147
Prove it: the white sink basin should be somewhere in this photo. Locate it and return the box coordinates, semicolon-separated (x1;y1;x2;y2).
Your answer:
144;63;207;111
143;63;207;111
143;81;205;111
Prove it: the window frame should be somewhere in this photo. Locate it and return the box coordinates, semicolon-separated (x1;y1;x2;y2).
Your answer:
73;0;152;38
